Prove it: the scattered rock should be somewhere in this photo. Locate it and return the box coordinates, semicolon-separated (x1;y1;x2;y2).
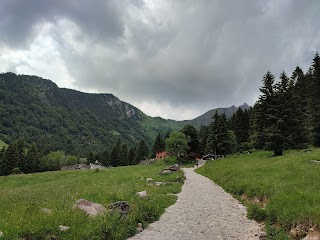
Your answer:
137;191;148;198
160;164;180;174
310;160;320;164
41;208;52;214
140;177;144;180
290;224;307;238
109;201;130;214
59;225;70;231
136;223;143;232
160;169;173;174
45;234;58;240
0;231;3;237
303;232;320;240
166;164;180;171
61;164;90;171
154;182;163;186
74;199;107;217
146;178;153;183
259;231;267;239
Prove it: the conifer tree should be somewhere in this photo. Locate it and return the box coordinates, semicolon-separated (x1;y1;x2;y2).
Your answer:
110;137;121;166
1;143;17;175
14;139;25;170
128;147;136;165
181;124;199;154
206;112;236;155
253;71;276;150
198;125;209;155
23;143;39;173
152;133;165;157
87;152;95;164
134;139;148;163
310;53;320;146
100;150;110;167
119;142;128;166
206;111;220;155
231;108;250;147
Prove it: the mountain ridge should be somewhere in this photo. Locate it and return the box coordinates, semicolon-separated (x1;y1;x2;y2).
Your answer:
0;72;249;155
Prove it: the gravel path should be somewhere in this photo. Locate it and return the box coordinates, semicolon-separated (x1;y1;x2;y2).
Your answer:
129;168;263;240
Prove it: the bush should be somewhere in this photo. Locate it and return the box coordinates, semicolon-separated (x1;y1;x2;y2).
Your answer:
12;167;23;174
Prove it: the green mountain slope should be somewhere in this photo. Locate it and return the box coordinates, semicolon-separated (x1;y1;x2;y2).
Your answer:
0;72;247;156
0;73;184;156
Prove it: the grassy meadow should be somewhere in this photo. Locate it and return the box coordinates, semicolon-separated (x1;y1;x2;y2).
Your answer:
196;148;320;239
0;158;183;240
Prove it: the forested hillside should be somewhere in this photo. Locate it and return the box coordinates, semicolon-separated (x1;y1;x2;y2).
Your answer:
0;73;182;156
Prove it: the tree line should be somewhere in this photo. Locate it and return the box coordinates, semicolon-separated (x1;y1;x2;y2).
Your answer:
0;137;150;176
87;137;149;167
153;53;320;157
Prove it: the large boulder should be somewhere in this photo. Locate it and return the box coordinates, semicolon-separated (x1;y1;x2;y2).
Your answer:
109;201;130;215
74;199;107;217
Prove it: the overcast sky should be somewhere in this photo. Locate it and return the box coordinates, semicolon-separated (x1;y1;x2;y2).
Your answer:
1;0;320;120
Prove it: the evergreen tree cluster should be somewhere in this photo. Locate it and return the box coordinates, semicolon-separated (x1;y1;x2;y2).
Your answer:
89;137;149;167
0;140;39;175
198;111;237;156
251;53;320;155
188;52;320;157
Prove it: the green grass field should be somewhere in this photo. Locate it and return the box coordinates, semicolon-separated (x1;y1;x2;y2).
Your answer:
0;158;183;240
196;148;320;239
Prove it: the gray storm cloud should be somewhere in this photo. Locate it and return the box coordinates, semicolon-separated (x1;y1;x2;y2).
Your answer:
0;0;320;120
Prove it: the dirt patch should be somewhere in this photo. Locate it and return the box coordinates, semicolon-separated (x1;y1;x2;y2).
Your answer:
241;194;269;208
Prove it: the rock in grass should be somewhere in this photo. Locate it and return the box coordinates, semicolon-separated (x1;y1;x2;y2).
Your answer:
0;231;3;237
136;223;143;232
137;191;148;198
166;164;180;171
310;160;320;163
160;169;173;175
74;199;106;217
109;201;130;214
146;178;153;183
41;208;52;214
59;225;70;231
160;164;180;174
154;182;163;186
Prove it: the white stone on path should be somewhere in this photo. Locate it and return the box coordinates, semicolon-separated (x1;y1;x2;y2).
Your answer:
129;168;262;240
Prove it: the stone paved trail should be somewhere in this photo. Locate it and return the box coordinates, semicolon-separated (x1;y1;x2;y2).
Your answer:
129;168;263;240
